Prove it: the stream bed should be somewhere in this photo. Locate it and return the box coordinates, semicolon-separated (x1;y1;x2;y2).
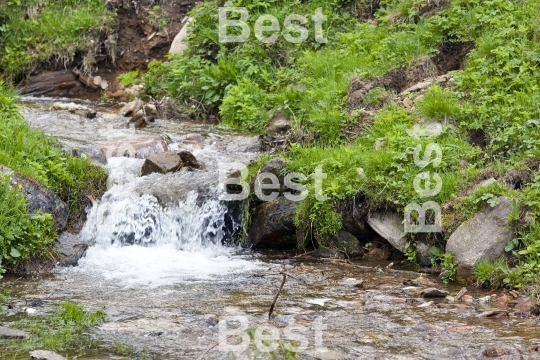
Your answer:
1;98;540;359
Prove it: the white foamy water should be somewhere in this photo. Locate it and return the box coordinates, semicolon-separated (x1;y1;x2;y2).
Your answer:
73;245;261;288
61;132;263;287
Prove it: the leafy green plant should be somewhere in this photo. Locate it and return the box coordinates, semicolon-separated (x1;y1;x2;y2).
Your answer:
220;78;271;131
118;70;141;87
475;193;500;208
474;258;511;288
430;246;456;284
405;241;418;266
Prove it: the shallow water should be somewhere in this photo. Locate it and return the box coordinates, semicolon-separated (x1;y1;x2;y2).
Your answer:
1;98;540;359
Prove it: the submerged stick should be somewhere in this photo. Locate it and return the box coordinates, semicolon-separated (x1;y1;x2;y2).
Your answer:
268;273;287;320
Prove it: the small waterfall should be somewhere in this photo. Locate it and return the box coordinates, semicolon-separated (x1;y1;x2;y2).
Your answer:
20;96;264;285
82;191;231;252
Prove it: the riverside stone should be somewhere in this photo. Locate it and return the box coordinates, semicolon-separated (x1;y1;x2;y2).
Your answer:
246;196;297;249
367;211;406;253
0;166;69;231
446;197;514;278
0;326;29;339
30;350;67;360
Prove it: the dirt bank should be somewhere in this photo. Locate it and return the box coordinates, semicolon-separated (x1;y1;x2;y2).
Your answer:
19;0;199;97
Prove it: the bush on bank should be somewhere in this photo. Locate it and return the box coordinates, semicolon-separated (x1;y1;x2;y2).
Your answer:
0;82;107;275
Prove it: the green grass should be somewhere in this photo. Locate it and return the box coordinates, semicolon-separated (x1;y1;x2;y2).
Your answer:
1;301;106;357
0;0;115;77
0;82;107;274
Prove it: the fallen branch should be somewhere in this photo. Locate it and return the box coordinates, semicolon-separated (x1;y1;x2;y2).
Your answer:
268;273;287;320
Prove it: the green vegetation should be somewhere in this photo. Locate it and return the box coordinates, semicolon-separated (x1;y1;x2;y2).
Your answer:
0;82;107;275
1;301;106;356
0;0;115;78
118;70;141;87
141;0;540;287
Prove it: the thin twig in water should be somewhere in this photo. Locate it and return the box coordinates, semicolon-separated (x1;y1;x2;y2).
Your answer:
268;273;287;320
198;336;230;360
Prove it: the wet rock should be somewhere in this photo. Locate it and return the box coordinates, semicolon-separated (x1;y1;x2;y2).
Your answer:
178;150;201;170
482;347;508;357
365;246;391;261
143;104;159;117
367;211;406;253
415;241;432;267
421;288;449;298
86;109;97;119
477;310;509;318
54;232;91;267
254;158;287;197
0;326;29;339
338;201;372;239
246;197;297;249
205;315;219;327
493;294;513;306
330;230;362;258
182;133;205;148
514;296;532;314
305;248;345;259
100;136;168;159
267;111;291;133
170;17;193;54
141;152;185;176
446;197;514;279
259;158;286;177
339;278;364;288
0;166;68;231
50;102;90;113
30;350;67;360
120;99;144;117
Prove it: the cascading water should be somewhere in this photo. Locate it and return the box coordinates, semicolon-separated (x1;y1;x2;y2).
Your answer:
18;97;264;287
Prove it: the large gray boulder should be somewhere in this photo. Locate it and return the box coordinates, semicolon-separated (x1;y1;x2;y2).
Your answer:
0;167;68;231
367;211;406;253
446;197;514;276
245;197;297;249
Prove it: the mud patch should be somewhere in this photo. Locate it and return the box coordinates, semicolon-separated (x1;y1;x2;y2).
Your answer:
433;41;474;74
468;129;489;149
114;0;196;71
500;161;540;189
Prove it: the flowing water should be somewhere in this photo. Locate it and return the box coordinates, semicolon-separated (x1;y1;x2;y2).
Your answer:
1;97;540;359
